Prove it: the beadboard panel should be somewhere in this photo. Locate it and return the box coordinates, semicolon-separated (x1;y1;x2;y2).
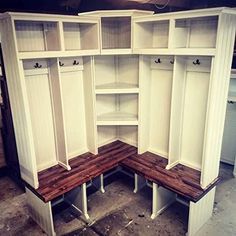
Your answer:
60;70;87;158
201;13;236;188
25;73;57;170
188;187;215;236
148;66;173;158
181;71;210;170
0;18;39;187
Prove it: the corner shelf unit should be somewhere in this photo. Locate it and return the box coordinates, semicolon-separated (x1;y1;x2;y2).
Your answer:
0;8;236;192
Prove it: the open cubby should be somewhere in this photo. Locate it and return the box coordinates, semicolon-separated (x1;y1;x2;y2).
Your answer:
173;16;218;49
23;59;58;171
94;55;139;94
169;56;212;170
101;17;131;49
96;94;138;126
97;126;138;147
63;22;99;51
134;20;169;49
15;20;61;52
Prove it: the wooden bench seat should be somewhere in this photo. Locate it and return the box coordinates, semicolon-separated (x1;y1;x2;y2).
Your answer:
29;141;136;202
25;140;220;236
26;140;219;204
121;153;220;202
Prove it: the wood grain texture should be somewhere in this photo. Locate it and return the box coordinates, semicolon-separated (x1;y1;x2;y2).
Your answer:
121;151;220;202
27;141;219;203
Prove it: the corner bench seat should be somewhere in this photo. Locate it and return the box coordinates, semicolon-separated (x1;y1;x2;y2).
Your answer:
28;140;219;203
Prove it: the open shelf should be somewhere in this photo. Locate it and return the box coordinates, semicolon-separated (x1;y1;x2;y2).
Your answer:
96;94;138;126
97;111;138;125
172;16;218;49
94;55;139;92
63;22;99;51
134;20;169;50
15;20;61;52
101;17;131;50
95;82;139;94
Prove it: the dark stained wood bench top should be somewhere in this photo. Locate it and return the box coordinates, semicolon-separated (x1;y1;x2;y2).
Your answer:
27;141;219;203
31;141;137;202
121;153;220;202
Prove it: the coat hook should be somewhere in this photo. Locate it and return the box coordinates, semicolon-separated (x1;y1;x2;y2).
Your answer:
34;62;42;68
154;58;161;64
73;60;79;65
59;61;64;67
170;59;174;64
193;59;200;65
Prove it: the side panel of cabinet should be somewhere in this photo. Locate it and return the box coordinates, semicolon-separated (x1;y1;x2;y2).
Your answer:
0;18;39;188
201;13;236;188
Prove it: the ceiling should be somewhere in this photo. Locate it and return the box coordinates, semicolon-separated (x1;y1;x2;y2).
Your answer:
0;0;235;15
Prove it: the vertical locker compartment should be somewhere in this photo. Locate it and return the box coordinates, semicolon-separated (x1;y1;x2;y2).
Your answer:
139;55;174;158
169;56;212;170
23;59;58;171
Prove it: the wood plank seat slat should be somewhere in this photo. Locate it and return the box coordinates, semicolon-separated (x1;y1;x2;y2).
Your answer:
27;141;219;203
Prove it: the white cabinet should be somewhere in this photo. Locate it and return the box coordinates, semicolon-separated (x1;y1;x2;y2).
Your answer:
0;8;235;190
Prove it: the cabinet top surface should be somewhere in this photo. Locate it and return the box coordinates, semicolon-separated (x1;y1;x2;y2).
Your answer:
133;7;236;21
78;9;154;17
1;7;235;21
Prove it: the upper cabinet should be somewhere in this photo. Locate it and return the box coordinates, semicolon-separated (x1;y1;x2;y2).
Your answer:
79;10;154;55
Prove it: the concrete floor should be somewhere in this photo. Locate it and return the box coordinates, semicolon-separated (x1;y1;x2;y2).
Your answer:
0;163;235;236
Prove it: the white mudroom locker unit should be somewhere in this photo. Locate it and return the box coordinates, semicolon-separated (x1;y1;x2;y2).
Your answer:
0;7;235;236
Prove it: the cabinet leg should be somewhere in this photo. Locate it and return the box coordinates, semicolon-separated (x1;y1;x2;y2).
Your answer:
93;174;105;193
187;187;216;236
26;187;56;236
65;183;90;220
233;156;236;177
134;173;146;193
151;183;176;219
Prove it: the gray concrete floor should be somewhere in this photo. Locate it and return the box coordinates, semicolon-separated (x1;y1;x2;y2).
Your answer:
0;163;235;236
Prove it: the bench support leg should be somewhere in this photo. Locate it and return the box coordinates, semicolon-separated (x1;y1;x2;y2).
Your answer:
187;187;216;236
93;174;105;193
26;187;56;236
65;183;90;220
151;183;176;220
134;173;146;193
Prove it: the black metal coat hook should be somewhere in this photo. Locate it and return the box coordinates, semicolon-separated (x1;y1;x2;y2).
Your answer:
59;61;64;67
193;59;200;65
34;62;42;68
73;60;80;65
154;58;161;64
170;59;174;64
